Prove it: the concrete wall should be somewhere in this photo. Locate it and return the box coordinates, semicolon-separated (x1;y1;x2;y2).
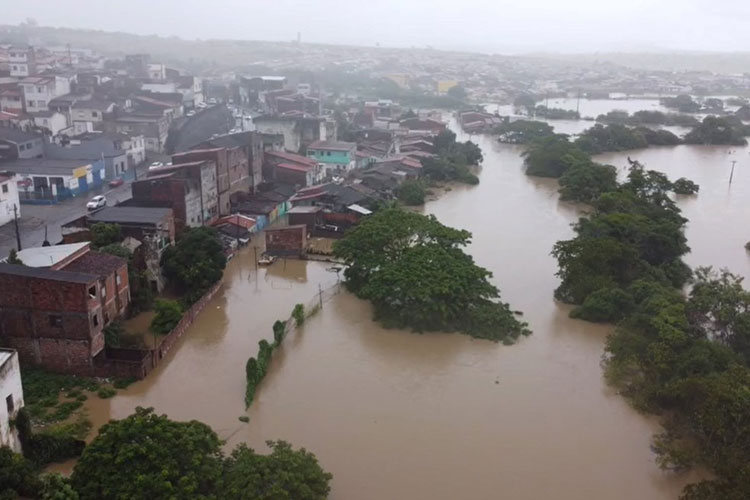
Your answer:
0;176;20;226
34;113;69;136
0;350;23;453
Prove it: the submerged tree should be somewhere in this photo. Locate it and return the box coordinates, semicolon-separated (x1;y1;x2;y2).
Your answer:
334;207;529;341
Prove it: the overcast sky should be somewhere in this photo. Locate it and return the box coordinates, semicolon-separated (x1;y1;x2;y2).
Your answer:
4;0;750;53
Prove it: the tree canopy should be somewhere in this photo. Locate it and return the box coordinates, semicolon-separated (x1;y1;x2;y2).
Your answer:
222;441;332;500
684;116;749;146
558;158;618;204
90;223;121;249
396;179;426;205
161;227;226;304
334;207;529;342
495;120;554;144
522;134;587;178
71;407;223;500
69;408;333;500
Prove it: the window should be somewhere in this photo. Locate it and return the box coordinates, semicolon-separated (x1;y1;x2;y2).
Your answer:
37;87;44;93
101;286;107;298
19;144;26;151
2;184;7;193
88;286;96;299
92;314;99;327
5;394;13;415
116;274;122;285
92;111;99;118
11;65;17;71
27;100;33;108
49;314;63;327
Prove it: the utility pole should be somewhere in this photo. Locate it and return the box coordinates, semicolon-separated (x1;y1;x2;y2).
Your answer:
730;160;737;184
253;246;258;272
13;204;21;251
576;89;581;116
318;283;323;309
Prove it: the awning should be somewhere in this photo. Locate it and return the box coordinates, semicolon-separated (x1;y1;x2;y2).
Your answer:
347;204;372;215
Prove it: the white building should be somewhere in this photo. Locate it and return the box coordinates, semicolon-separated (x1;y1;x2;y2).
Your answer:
8;47;35;77
31;111;70;137
19;75;74;114
0;172;20;226
0;349;24;453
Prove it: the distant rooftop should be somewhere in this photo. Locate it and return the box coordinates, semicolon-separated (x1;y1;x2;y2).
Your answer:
15;242;88;268
0;127;43;143
308;140;356;151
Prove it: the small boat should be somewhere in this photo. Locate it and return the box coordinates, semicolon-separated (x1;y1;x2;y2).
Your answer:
258;255;276;266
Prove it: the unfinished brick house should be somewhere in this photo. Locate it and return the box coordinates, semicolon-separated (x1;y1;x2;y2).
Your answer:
0;242;129;375
265;225;307;257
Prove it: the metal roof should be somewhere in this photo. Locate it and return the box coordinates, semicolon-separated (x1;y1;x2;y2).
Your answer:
15;242;89;268
87;206;172;226
0;262;95;284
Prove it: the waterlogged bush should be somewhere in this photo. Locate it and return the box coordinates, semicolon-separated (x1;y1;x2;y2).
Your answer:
672;177;700;195
292;304;305;327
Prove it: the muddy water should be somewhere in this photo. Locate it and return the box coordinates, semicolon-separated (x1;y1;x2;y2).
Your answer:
67;117;743;498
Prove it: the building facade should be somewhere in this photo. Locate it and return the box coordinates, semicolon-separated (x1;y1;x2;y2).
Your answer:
0;349;24;453
0;172;20;226
0;244;129;375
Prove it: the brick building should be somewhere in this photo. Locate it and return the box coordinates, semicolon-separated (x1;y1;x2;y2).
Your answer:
265;225;307;257
172;147;250;216
131;160;218;232
196;131;263;193
0;243;129;375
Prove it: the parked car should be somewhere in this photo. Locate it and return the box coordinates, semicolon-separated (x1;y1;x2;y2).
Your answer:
149;161;164;170
208;98;217;105
197;102;207;109
187;110;196;117
108;178;124;188
87;195;107;210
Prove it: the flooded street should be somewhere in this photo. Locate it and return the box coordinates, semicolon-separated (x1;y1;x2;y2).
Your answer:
66;114;750;499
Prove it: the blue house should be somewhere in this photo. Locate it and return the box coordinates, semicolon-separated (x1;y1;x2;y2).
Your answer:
2;158;105;204
306;140;357;176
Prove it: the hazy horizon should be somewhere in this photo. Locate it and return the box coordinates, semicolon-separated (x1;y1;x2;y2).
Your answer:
4;0;750;54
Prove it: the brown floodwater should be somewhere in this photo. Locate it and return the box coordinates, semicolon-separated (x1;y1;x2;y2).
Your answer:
59;115;749;499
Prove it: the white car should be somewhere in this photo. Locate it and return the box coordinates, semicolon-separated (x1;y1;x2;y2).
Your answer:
87;195;106;210
208;98;217;105
187;110;196;117
149;161;164;170
197;102;207;109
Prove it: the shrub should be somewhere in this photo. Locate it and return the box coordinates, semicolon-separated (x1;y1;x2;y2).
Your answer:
292;304;305;327
272;320;287;347
97;387;116;399
672;177;700;195
149;299;183;335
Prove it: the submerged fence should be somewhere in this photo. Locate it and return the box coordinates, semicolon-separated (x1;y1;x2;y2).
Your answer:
244;281;342;408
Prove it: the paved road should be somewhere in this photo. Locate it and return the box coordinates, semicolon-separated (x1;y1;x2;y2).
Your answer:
0;162;157;259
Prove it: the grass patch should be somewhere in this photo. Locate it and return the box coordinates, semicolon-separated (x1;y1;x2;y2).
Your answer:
21;368;101;425
97;387;117;399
